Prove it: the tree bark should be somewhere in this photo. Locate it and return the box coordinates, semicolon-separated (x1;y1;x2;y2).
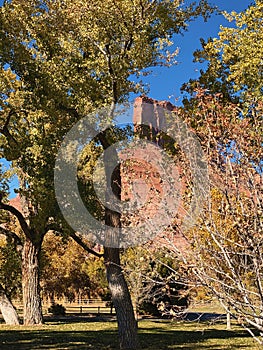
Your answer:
0;284;19;325
103;145;139;349
104;247;139;350
22;237;43;325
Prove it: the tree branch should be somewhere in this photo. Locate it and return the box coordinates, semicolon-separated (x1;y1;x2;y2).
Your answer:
70;231;103;258
0;196;31;239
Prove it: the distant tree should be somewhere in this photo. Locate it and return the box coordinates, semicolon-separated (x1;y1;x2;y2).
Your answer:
41;233;109;303
0;235;21;300
83;255;110;301
41;233;92;303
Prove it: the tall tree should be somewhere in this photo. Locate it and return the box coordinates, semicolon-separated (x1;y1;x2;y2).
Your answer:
161;5;263;339
0;0;212;347
171;1;263;337
173;91;263;343
120;1;263;343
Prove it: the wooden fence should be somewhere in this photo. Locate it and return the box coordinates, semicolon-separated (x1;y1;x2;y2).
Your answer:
13;299;115;316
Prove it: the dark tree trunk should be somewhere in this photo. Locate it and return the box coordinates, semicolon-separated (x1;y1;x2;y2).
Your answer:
22;237;43;325
0;284;19;325
103;144;139;350
104;246;139;349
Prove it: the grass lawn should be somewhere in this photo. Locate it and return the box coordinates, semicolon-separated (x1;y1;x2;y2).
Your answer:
0;319;261;349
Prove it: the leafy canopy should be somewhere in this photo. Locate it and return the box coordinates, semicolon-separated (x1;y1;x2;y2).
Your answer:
183;0;263;104
0;0;212;232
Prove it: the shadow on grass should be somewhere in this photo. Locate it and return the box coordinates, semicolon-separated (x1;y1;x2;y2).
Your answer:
0;328;118;350
0;320;255;350
139;324;252;349
43;314;117;324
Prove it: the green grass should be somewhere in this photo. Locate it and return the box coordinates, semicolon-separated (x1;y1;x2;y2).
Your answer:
0;320;261;349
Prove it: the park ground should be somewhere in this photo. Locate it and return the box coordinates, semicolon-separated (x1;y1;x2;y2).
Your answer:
0;318;261;349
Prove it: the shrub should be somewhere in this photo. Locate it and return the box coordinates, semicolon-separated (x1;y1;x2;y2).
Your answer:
48;303;66;316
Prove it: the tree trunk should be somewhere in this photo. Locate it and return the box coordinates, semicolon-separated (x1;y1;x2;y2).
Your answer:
22;237;43;325
104;247;139;350
0;284;19;325
103;148;139;349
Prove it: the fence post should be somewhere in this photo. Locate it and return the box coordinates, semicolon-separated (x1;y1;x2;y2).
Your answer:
227;312;231;330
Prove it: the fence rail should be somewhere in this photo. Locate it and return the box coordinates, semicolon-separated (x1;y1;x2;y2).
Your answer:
65;305;114;315
63;298;104;305
13;299;115;316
